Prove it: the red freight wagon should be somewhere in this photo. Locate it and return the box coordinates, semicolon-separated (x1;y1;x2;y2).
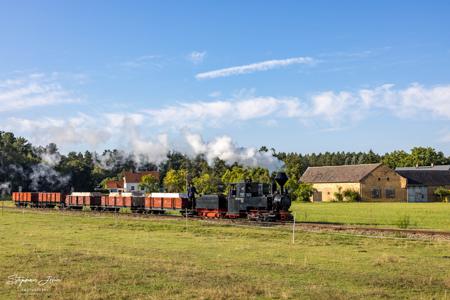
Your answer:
66;192;102;209
12;192;39;206
146;193;189;211
103;193;145;211
36;192;64;207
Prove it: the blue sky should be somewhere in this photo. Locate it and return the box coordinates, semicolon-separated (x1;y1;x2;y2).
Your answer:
1;1;450;162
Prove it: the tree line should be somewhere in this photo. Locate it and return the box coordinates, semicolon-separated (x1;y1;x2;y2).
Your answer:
1;131;449;201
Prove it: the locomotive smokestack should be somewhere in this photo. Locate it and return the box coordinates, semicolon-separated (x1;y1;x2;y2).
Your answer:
274;172;288;192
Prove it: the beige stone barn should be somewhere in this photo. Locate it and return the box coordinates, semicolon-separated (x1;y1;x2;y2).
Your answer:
300;163;407;202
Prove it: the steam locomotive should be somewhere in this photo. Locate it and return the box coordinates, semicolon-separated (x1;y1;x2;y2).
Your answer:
195;171;292;221
12;172;293;222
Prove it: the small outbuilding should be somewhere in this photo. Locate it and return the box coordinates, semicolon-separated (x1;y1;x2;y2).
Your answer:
300;163;407;202
395;165;450;202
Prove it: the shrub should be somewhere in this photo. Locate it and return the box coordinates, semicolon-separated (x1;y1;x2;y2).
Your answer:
119;207;132;214
333;186;344;202
293;183;314;202
342;189;361;202
82;205;91;212
396;215;411;229
434;187;450;203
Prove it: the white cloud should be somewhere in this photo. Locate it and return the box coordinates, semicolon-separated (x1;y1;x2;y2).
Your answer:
188;51;206;64
196;56;315;79
0;73;80;112
4;81;450;157
7;114;110;147
185;133;283;171
208;91;222;98
143;96;302;129
142;83;450;130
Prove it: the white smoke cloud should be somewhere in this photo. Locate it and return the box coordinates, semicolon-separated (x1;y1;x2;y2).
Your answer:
0;182;11;195
29;146;70;191
185;133;283;172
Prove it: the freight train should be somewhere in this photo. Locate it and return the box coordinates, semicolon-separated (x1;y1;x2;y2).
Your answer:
12;172;292;221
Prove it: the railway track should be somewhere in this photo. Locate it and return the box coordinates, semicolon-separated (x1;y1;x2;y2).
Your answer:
3;205;450;240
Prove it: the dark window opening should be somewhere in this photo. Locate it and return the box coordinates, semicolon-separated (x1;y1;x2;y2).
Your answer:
371;188;381;198
385;188;395;198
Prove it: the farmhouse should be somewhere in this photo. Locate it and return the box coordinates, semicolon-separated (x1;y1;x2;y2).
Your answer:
395;165;450;202
300;163;407;202
106;171;160;193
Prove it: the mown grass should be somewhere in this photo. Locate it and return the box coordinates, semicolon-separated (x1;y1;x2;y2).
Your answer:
292;202;450;231
0;209;449;299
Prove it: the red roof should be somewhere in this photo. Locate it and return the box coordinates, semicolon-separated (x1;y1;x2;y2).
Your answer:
106;180;124;189
124;171;160;183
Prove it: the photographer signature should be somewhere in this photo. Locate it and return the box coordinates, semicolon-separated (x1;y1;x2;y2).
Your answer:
6;275;61;287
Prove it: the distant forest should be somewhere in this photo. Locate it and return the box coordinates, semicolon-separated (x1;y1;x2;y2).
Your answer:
1;131;449;197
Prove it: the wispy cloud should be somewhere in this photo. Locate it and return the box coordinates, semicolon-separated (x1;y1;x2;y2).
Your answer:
0;73;80;113
188;51;206;64
120;55;162;68
196;56;315;79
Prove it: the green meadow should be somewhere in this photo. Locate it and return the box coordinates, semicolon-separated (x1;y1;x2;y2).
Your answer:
0;208;449;299
291;202;450;231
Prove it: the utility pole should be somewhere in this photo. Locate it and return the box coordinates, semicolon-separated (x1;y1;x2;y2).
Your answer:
292;212;296;244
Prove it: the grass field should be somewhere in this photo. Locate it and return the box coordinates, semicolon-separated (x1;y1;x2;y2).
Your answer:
291;202;450;231
0;209;449;299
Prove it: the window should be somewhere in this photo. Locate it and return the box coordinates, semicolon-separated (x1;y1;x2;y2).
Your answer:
387;177;390;181
371;188;381;198
385;188;395;198
131;186;135;191
378;178;381;181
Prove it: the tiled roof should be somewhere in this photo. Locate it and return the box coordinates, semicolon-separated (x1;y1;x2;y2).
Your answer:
106;180;123;189
124;171;160;183
300;163;382;183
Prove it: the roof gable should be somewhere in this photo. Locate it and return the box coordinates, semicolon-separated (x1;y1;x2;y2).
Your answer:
300;163;382;183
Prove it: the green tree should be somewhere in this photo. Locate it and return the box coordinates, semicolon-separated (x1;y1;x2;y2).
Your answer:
163;169;187;192
434;187;450;203
249;167;270;183
408;147;449;166
292;183;314;202
193;173;218;195
382;150;410;169
221;166;249;186
139;174;160;193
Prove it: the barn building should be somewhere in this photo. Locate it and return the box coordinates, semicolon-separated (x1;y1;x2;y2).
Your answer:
395;165;450;202
106;171;160;193
300;163;407;202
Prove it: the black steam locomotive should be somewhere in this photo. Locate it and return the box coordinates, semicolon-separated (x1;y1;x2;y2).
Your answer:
194;171;293;221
